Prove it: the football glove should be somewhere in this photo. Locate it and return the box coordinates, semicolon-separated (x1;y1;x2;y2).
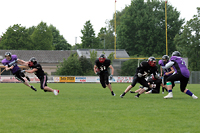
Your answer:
21;70;26;73
96;71;100;76
110;75;113;80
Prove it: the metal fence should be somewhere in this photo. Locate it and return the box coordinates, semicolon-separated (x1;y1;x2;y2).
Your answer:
189;71;200;84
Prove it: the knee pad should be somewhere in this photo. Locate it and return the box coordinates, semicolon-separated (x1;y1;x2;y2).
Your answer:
143;87;148;90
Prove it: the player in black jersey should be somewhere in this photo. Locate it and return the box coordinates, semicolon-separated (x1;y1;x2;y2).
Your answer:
94;54;115;96
130;74;162;94
21;57;59;95
120;57;159;98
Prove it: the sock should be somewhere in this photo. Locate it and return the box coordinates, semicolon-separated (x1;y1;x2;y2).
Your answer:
168;90;172;93
136;94;140;97
122;92;126;96
186;90;193;96
111;91;114;95
162;87;165;92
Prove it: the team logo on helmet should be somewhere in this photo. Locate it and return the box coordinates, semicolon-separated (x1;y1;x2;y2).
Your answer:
148;57;156;67
99;54;106;63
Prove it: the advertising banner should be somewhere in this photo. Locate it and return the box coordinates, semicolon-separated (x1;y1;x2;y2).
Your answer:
60;77;75;82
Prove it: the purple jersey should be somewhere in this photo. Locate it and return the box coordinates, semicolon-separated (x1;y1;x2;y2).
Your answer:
158;60;172;76
1;55;20;74
170;56;190;78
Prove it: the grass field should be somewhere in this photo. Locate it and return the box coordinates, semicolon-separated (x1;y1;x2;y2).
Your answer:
0;83;199;133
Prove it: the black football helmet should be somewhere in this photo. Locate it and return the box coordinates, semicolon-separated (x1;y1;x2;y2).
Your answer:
99;54;106;63
172;51;181;56
5;52;12;57
28;57;37;67
148;57;156;67
162;55;169;63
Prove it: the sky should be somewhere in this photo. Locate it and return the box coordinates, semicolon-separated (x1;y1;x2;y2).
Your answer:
0;0;199;46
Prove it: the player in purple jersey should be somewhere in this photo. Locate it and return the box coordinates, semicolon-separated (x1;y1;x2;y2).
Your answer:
94;54;115;96
162;51;198;99
159;55;175;94
21;57;59;95
120;57;160;98
1;52;37;91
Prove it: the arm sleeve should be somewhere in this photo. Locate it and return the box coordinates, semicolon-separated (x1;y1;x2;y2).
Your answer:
162;61;174;69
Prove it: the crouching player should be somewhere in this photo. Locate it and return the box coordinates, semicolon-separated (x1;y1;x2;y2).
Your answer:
21;57;59;95
120;57;159;98
162;51;198;99
130;75;162;94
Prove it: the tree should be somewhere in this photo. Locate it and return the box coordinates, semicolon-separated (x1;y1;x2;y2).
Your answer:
81;20;100;48
31;21;53;50
49;25;71;50
89;50;98;65
113;0;184;56
79;56;93;75
119;59;138;76
174;8;200;71
0;24;32;49
56;53;83;76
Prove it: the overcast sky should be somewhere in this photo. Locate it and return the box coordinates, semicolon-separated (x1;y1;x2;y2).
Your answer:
0;0;199;46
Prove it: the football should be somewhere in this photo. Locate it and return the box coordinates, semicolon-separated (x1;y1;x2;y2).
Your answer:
96;68;100;72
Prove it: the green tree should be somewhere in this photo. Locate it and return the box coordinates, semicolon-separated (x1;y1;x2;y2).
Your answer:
114;0;184;56
119;59;138;76
90;50;98;65
0;24;32;49
56;53;83;76
81;20;100;48
79;56;93;75
174;8;200;71
31;21;53;50
49;25;71;50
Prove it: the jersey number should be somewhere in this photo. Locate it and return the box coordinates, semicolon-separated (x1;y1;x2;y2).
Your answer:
181;59;186;66
100;66;106;71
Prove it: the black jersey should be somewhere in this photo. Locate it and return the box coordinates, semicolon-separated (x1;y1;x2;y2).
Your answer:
95;59;111;73
136;61;158;77
30;63;45;79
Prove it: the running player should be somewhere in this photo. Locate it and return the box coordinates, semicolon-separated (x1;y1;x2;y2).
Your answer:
21;57;59;95
94;54;115;96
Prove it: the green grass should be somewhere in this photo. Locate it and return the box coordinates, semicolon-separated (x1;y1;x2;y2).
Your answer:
0;83;199;133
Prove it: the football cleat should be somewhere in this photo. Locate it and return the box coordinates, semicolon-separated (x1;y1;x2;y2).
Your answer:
31;86;37;91
192;94;198;99
112;93;116;96
135;95;139;98
164;92;173;99
53;90;59;95
120;94;123;98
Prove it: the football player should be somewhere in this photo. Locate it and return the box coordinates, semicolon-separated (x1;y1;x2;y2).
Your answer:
120;57;159;98
94;54;115;96
130;74;162;94
162;51;198;99
1;52;36;91
21;57;59;95
159;55;175;94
